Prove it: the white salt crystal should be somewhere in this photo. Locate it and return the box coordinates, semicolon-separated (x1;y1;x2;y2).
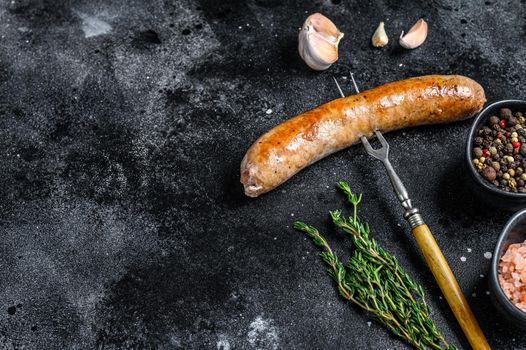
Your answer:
460;256;467;262
484;252;493;259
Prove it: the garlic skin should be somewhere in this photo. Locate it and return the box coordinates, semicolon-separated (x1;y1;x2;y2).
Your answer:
298;13;344;71
399;18;428;49
371;22;388;47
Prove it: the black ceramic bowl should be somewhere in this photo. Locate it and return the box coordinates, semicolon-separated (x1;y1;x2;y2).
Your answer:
489;208;526;328
466;100;526;209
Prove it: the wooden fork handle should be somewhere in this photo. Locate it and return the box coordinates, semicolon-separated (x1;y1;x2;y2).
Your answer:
412;224;491;350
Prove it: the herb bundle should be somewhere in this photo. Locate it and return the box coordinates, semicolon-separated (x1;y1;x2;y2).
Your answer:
294;181;457;350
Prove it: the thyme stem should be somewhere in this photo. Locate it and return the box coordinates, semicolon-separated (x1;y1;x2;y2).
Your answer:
294;181;456;350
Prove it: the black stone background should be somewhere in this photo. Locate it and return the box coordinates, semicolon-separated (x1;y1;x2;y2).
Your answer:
1;0;525;349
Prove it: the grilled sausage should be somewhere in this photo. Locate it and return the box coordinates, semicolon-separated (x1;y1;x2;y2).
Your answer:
241;75;486;197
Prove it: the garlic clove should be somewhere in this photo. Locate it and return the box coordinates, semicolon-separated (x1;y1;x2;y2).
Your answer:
399;18;428;49
298;13;344;71
305;31;339;65
371;21;388;47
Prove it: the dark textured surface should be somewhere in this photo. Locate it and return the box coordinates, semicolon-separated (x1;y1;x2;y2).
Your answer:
1;0;526;349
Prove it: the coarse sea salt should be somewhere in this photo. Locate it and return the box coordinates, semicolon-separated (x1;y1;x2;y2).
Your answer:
498;240;526;312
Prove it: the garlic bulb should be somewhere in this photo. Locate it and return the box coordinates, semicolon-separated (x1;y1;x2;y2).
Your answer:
371;22;388;47
298;13;344;71
399;19;428;49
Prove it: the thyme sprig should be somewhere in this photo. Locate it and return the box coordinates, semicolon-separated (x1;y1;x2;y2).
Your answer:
294;181;457;350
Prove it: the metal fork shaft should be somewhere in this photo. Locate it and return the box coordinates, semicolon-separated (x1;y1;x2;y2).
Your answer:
382;157;410;206
360;134;422;225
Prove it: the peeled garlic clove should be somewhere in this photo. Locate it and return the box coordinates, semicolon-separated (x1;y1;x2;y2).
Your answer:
399;18;428;49
298;13;344;71
371;22;388;47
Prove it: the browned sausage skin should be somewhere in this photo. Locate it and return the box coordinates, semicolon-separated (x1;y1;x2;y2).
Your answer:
241;75;486;197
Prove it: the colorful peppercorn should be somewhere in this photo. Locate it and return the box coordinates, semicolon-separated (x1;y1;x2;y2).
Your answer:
472;108;526;192
489;116;500;125
483;166;496;181
500;108;513;119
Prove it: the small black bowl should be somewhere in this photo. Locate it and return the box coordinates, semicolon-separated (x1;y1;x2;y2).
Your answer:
489;208;526;328
466;100;526;210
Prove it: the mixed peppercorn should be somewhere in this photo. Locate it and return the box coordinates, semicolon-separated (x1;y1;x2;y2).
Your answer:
472;108;526;192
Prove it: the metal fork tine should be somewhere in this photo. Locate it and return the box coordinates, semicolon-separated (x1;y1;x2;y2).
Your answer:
332;76;345;98
375;130;390;153
332;75;388;161
360;136;385;160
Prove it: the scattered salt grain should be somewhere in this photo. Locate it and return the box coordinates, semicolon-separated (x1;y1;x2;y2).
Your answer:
367;322;371;327
467;248;472;253
266;109;273;114
484;252;493;259
460;256;467;262
290;213;294;217
480;274;484;278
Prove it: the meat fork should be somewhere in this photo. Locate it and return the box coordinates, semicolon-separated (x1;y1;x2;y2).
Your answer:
333;75;490;350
